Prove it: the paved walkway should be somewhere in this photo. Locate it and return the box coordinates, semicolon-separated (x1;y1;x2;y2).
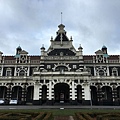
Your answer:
0;105;120;109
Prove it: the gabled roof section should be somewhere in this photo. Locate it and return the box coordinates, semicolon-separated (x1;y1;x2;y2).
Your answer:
95;50;103;55
54;24;69;41
46;24;77;56
48;49;76;56
19;50;28;54
55;33;69;41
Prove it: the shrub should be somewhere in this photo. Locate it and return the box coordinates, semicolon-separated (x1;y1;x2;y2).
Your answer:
82;113;93;120
75;113;86;120
43;113;53;120
33;112;46;120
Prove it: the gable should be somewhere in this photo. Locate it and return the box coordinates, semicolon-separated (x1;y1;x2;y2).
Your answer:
54;33;69;41
47;49;76;56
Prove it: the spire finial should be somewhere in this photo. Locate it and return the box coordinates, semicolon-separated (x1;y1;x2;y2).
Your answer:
61;12;62;24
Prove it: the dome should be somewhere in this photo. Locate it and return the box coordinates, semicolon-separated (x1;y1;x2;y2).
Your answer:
17;45;22;50
102;45;107;49
41;46;45;50
78;44;83;50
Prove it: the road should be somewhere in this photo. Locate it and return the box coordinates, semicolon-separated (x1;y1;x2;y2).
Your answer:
0;105;120;109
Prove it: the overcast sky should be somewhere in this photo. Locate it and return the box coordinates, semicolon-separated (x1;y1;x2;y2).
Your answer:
0;0;120;55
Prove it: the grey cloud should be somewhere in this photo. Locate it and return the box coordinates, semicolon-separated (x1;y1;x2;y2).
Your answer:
0;0;120;55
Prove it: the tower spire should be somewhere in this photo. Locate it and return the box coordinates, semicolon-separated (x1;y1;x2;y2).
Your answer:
61;12;62;24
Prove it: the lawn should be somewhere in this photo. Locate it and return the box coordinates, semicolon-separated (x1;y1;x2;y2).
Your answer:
0;109;120;120
0;108;120;116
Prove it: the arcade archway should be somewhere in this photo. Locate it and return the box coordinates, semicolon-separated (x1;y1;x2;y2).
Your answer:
54;83;69;103
90;86;98;105
77;85;82;104
0;86;7;99
102;86;113;105
26;86;34;102
11;86;22;100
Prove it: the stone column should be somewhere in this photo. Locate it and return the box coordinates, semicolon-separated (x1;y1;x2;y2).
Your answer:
33;80;40;105
107;65;110;76
14;65;17;76
46;80;54;105
1;65;3;76
112;85;118;105
82;82;91;105
97;85;103;105
33;81;39;100
83;83;91;100
72;81;75;100
27;66;30;76
94;65;96;76
6;84;12;100
48;80;52;100
21;84;26;104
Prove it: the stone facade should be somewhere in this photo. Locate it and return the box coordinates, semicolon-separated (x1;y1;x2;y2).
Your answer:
0;24;120;105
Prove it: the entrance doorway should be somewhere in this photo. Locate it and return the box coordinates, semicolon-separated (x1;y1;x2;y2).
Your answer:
54;83;69;103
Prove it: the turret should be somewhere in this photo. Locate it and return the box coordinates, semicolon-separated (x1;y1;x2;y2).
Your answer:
78;44;83;55
16;46;22;54
0;51;3;63
102;45;107;54
40;45;45;58
78;44;83;59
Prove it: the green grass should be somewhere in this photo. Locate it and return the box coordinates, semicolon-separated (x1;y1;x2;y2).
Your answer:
0;109;120;116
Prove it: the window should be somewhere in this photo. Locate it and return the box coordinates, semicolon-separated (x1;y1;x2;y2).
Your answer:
47;65;51;69
6;68;11;76
73;65;76;69
6;71;11;76
99;70;104;76
112;67;118;76
19;70;25;76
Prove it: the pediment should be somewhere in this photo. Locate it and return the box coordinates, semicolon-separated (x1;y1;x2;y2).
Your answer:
19;50;28;54
95;50;103;55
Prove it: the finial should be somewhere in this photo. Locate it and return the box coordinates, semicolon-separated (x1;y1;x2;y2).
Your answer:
70;36;72;41
41;44;45;50
78;44;83;50
51;36;53;40
61;12;62;24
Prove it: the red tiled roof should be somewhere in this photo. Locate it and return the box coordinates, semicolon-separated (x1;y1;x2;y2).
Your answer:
108;55;119;60
29;56;40;60
4;56;15;60
83;55;94;60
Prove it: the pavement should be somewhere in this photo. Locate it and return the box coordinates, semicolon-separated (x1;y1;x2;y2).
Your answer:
0;105;120;109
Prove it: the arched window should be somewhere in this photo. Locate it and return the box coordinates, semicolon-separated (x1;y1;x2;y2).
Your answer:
112;67;118;76
55;66;68;74
99;70;104;76
19;70;25;76
6;68;12;76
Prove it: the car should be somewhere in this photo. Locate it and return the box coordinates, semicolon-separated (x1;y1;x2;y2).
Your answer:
9;99;18;104
0;99;5;104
